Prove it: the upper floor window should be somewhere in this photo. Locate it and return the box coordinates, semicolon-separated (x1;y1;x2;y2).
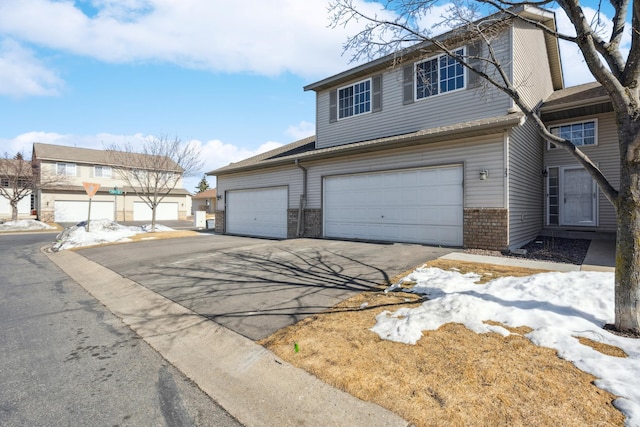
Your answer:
94;165;112;178
57;163;76;176
549;120;597;149
338;79;371;119
416;48;465;100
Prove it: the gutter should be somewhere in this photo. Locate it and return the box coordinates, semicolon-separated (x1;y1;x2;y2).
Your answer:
295;159;307;237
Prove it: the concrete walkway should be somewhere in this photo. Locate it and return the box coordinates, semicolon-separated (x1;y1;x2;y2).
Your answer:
45;249;409;427
442;239;615;272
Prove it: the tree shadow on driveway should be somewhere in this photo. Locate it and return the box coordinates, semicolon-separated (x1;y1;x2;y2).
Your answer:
123;246;407;340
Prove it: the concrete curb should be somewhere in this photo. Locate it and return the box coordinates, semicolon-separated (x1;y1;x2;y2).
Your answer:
44;248;408;427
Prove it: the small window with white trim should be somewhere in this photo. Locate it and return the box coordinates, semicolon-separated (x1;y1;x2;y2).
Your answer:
56;163;76;176
338;78;371;119
416;48;465;100
94;165;112;178
548;119;597;149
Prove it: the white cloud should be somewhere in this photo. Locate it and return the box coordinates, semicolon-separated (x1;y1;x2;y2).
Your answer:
554;6;632;87
285;121;315;140
0;39;63;97
0;0;389;80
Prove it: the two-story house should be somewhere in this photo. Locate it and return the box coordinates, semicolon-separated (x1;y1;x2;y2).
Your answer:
208;6;618;251
33;143;192;223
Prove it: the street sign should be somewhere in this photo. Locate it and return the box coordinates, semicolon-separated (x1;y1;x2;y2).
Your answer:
109;188;123;195
82;182;100;198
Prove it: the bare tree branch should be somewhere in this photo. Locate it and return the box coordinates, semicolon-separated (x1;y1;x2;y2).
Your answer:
105;135;202;231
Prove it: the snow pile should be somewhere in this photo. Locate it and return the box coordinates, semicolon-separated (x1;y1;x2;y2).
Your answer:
372;267;640;424
0;219;56;231
51;219;174;251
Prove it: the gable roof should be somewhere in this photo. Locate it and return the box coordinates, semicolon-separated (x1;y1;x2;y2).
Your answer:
32;143;183;172
304;5;562;93
209;112;524;176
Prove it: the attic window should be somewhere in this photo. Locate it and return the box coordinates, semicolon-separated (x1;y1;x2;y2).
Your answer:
416;48;465;100
338;78;371;119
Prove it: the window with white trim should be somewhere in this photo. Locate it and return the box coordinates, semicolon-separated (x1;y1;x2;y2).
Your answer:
94;165;112;178
338;79;371;119
416;48;465;99
56;163;76;176
549;120;597;149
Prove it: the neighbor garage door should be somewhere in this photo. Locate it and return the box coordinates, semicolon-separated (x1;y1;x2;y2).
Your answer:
133;202;179;221
54;200;114;222
323;165;463;246
226;187;287;239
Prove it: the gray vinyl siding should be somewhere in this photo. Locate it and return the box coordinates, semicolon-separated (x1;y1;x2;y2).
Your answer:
315;33;513;149
508;118;544;249
544;112;619;231
512;20;555;109
302;133;506;209
217;165;302;211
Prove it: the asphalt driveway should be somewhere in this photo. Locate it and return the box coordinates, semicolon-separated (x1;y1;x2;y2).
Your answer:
78;235;455;340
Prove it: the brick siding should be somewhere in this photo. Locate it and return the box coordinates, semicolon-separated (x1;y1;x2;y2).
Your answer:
464;208;509;250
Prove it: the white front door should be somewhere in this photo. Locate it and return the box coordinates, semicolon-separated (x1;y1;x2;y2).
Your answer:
561;167;596;226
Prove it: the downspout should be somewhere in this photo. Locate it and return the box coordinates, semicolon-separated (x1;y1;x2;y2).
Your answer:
295;159;307;237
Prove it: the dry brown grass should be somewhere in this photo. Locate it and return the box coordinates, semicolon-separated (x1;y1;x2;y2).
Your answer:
259;259;625;427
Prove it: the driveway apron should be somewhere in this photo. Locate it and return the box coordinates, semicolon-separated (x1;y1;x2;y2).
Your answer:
78;235;453;340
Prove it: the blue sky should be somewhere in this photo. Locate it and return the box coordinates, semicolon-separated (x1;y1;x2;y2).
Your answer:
0;1;625;192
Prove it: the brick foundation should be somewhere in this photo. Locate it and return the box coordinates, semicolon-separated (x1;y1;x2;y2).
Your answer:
464;208;508;250
287;209;322;238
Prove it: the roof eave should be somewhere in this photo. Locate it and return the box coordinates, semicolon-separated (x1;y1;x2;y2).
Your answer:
304;5;561;92
212;113;524;176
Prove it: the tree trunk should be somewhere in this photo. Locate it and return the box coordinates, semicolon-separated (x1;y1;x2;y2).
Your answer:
10;201;18;221
614;126;640;333
151;205;157;232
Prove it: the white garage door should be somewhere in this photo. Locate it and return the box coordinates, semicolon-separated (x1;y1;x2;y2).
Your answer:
0;196;31;216
226;187;287;239
54;200;114;222
133;202;179;221
324;165;463;246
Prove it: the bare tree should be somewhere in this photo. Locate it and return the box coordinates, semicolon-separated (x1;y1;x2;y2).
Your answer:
0;151;68;221
330;0;640;334
106;136;202;231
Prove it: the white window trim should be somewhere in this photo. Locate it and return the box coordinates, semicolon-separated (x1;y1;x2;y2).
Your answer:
94;165;112;178
56;162;76;176
414;47;466;102
547;118;598;150
336;77;372;121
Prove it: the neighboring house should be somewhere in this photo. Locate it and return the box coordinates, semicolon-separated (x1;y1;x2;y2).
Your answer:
191;188;217;214
32;143;191;223
0;159;33;220
209;6;618;250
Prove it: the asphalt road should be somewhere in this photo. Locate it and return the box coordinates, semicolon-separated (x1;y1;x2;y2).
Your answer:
78;234;451;340
0;232;242;427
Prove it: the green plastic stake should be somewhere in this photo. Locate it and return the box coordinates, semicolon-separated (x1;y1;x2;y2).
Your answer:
294;343;299;353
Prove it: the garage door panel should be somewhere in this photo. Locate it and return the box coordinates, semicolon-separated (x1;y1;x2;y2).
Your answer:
133;202;179;221
227;187;287;239
54;201;114;222
324;165;463;246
